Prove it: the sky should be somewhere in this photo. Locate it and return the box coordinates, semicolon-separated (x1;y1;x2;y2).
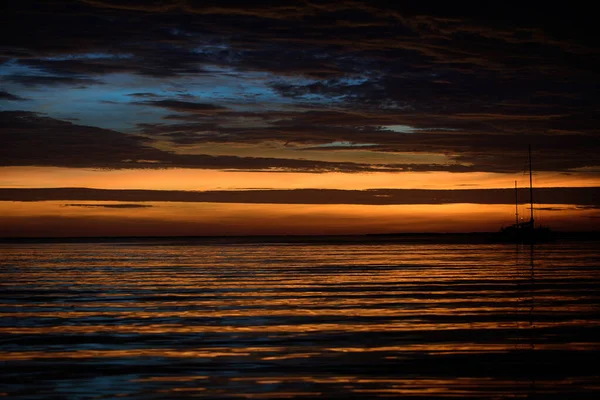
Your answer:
1;0;599;236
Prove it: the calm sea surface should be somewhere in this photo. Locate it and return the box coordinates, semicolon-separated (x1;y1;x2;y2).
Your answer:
1;237;599;399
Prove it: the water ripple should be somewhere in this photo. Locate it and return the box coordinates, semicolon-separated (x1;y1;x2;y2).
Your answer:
1;240;599;398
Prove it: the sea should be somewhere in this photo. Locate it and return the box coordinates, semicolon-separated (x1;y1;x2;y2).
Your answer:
1;235;599;399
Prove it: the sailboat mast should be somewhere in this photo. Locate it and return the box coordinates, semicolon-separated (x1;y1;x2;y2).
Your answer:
515;181;519;225
528;144;534;224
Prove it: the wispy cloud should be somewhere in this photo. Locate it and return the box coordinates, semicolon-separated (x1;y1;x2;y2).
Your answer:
133;100;229;114
4;74;103;87
61;203;153;208
0;90;28;101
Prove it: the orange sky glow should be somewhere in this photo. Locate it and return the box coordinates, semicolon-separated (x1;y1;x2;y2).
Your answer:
1;167;598;191
1;200;597;237
2;1;598;237
1;167;598;236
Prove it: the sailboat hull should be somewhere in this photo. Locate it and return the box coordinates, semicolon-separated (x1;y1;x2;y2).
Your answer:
496;225;554;243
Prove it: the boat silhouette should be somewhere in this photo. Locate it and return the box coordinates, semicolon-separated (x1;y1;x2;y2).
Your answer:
497;145;554;243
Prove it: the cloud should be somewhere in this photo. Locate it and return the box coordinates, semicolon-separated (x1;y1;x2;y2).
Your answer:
15;50;208;78
1;0;598;176
0;111;402;172
127;92;159;98
4;1;596;84
61;203;153;208
1;187;597;206
133;100;229;114
4;74;103;87
0;111;160;168
534;207;574;212
0;91;28;101
575;205;600;210
134;108;600;173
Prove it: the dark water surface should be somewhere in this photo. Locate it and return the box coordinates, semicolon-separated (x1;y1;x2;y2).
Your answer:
1;237;599;398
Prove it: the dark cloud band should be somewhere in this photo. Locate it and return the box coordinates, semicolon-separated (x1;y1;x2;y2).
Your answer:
1;187;597;206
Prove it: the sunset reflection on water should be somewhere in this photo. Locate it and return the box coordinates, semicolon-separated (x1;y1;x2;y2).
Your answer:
1;239;599;398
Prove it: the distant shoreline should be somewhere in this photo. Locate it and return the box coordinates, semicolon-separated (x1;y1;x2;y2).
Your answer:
2;231;599;244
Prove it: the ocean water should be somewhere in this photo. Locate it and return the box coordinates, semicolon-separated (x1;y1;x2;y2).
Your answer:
1;237;599;399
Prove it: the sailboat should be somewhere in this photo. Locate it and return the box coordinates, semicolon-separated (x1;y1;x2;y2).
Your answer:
497;145;554;243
